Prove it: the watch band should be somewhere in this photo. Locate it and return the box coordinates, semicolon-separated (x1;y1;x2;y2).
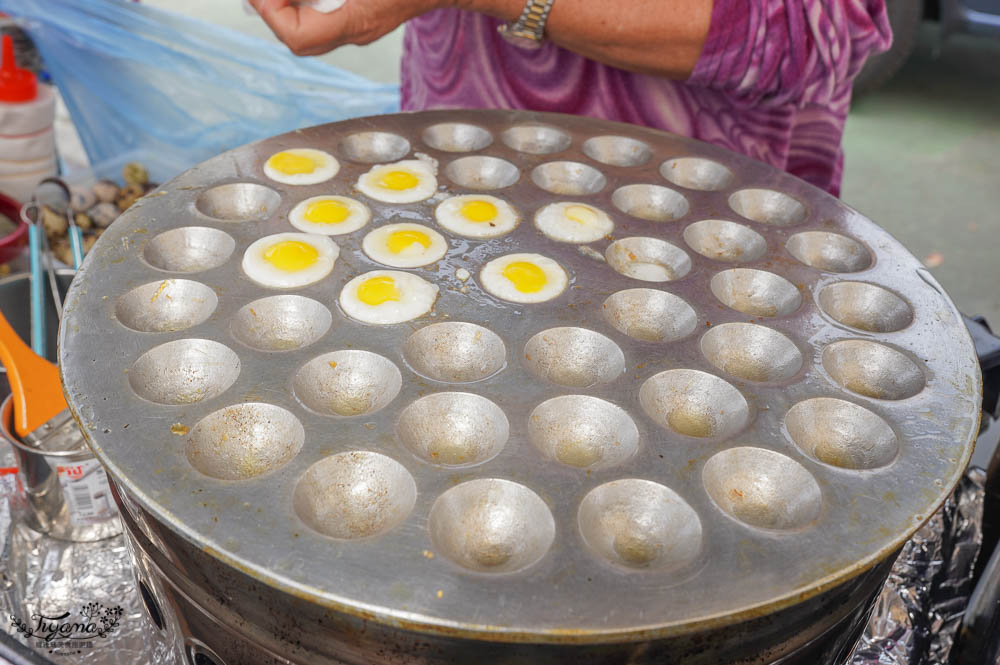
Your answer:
498;0;556;48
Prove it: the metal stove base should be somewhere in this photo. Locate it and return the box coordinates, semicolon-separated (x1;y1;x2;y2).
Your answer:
113;480;893;665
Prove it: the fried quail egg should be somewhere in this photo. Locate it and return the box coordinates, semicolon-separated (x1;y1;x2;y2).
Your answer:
263;149;339;185
434;194;519;238
535;202;614;244
356;159;438;203
289;195;370;235
340;270;439;324
480;253;568;304
362;223;447;268
242;233;339;289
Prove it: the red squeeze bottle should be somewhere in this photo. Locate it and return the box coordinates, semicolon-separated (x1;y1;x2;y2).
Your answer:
0;34;36;103
0;32;55;203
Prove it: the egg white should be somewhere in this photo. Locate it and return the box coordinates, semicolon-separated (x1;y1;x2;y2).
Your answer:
356;159;438;204
242;232;339;289
535;202;614;244
480;253;568;304
288;195;370;235
340;270;439;324
362;223;447;268
434;194;519;238
263;149;340;186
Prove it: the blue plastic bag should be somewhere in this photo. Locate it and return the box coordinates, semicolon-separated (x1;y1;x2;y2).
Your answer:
0;0;400;173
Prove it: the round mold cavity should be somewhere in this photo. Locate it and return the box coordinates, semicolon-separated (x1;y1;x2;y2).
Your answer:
602;288;697;343
429;479;555;573
397;392;509;467
186;403;304;480
786;231;872;273
294;451;416;540
293;350;402;416
611;184;690;222
444;156;520;190
142;226;235;273
682;220;767;263
129;339;240;405
728;189;806;226
582;136;652;167
818;282;913;332
710;268;802;317
605;237;692;282
500;125;571;155
701;323;803;383
528;395;639;470
822;340;925;400
660;157;734;191
578;479;702;570
195;183;280;222
231;295;332;351
338;132;411;163
702;447;822;531
639;369;749;439
523;327;625;388
531;161;606;196
785;397;898;469
403;322;505;383
422;123;493;153
116;280;218;333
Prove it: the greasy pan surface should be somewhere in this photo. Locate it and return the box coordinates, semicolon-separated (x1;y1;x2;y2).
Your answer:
60;110;980;642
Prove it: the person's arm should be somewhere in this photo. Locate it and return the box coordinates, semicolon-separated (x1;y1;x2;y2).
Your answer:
460;0;712;79
249;0;890;104
249;0;711;79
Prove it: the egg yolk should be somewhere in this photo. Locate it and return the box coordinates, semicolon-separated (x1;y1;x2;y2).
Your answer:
304;199;350;225
268;151;318;175
502;261;547;293
387;230;432;254
379;170;419;191
566;205;598;226
358;276;400;305
460;200;498;222
263;240;319;272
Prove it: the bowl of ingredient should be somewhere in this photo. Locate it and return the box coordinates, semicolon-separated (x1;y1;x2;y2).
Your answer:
0;192;28;265
40;161;162;266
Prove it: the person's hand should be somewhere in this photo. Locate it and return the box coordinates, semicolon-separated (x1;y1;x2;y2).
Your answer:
248;0;446;56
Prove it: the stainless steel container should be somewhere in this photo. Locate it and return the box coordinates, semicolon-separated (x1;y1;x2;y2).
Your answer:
59;110;981;665
0;270;120;542
0;269;69;367
1;395;120;541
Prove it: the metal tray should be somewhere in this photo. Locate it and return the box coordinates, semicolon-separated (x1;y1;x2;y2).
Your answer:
58;110;981;643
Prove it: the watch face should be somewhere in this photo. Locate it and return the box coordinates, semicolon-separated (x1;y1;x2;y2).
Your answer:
498;26;544;50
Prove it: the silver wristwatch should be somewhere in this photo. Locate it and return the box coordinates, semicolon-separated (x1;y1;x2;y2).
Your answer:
498;0;556;50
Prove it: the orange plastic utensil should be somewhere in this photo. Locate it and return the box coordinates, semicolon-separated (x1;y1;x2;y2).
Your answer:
0;305;66;438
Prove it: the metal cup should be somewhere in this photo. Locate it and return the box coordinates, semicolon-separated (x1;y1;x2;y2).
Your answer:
0;269;120;541
1;395;120;542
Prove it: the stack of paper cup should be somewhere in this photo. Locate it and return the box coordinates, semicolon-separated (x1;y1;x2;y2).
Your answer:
0;35;56;204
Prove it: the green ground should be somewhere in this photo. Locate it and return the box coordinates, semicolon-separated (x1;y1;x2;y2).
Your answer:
842;25;1000;327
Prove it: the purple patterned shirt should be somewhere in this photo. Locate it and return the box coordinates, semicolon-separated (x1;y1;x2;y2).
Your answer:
401;1;891;196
